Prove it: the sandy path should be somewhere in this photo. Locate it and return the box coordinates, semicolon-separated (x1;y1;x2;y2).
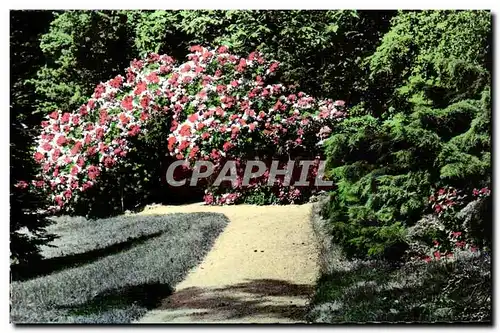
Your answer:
135;203;318;323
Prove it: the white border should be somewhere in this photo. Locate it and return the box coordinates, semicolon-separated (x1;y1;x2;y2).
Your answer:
2;2;498;333
1;1;497;10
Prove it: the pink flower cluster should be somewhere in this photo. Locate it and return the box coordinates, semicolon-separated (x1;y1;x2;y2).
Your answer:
200;157;333;205
472;187;490;198
30;46;346;210
421;231;478;263
32;53;176;210
419;184;489;263
428;186;465;216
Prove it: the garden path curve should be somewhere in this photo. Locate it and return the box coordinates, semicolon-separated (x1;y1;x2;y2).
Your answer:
135;203;319;323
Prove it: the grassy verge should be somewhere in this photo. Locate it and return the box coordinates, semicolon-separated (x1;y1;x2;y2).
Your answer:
10;212;229;324
307;200;491;323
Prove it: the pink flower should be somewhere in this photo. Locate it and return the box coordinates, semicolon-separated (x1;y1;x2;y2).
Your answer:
121;96;134;111
87;166;100;180
71;166;79;176
179;124;192;137
168;137;177;151
217;46;228;53
181;64;191;73
71;115;80;126
60;113;71;124
103;156;115;168
55;196;64;207
109;75;123;88
434;204;442;214
50;150;61;161
82;181;93;191
190;45;203;53
189;146;200;159
94;84;106;98
119;114;130;125
56;135;67;146
178;141;190;151
140;95;151;109
480;187;490;196
34;180;45;188
34;152;44;163
268;62;279;73
95;127;105;140
49;111;59;120
71;141;83;155
87;146;97;156
146;72;159;84
15;180;28;189
188;113;199;122
223;141;233;151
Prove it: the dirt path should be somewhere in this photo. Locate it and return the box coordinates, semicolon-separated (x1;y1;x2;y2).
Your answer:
135;203;318;323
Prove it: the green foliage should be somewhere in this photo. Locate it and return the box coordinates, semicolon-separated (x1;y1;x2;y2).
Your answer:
366;10;491;116
320;10;491;260
323;92;490;259
29;10;135;113
242;187;279;205
33;10;395;116
134;10;394;101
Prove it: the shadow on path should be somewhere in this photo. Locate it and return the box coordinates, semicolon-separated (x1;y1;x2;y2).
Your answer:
149;279;314;322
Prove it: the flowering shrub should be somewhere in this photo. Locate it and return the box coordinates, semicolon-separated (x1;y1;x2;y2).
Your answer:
428;186;466;216
199;157;335;205
410;186;490;263
472;187;491;198
420;231;479;263
28;46;346;211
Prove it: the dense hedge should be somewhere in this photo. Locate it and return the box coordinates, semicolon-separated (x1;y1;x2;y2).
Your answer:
322;91;491;258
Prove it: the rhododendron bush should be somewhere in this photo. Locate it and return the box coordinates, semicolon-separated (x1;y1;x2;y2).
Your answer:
29;46;347;211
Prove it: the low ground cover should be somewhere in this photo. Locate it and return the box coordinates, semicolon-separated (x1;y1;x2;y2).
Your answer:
308;200;491;323
10;212;229;323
